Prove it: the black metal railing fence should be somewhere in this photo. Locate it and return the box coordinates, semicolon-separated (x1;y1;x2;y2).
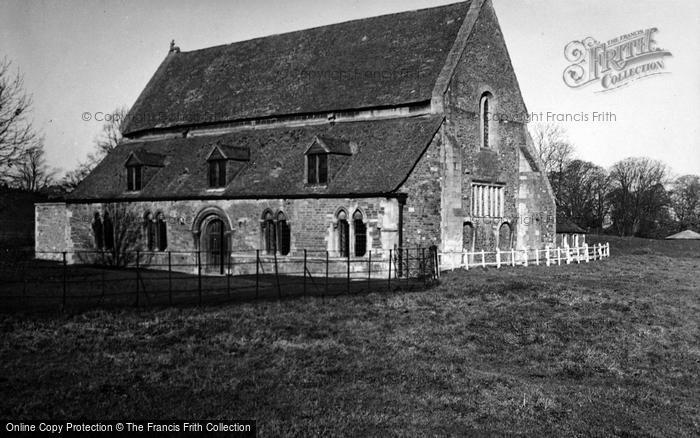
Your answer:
0;246;439;312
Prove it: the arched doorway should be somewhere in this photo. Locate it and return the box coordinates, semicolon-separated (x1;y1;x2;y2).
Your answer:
192;207;233;275
204;218;227;274
498;222;512;251
463;222;475;252
463;222;475;264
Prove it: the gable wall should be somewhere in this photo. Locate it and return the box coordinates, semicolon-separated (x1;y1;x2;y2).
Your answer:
441;0;549;253
401;130;443;249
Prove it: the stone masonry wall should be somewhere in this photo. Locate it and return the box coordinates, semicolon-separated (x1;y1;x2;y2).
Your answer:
35;203;72;260
401;131;442;249
517;171;556;249
36;197;402;264
440;0;550;252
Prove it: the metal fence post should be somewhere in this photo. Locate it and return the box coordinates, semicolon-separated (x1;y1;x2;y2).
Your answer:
227;250;231;298
347;252;351;295
388;249;392;291
255;249;260;299
168;251;172;305
367;250;372;293
405;248;410;281
62;251;67;309
274;251;281;299
324;251;329;301
303;249;307;297
135;250;140;307
197;250;202;306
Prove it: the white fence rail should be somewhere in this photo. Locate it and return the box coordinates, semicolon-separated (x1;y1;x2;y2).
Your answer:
438;242;610;273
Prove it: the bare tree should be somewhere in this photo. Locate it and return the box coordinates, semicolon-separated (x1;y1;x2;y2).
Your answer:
61;105;128;191
10;140;56;191
95;106;128;155
61;153;100;192
670;175;700;231
557;159;609;231
529;122;575;201
608;157;669;236
77;203;144;267
0;57;37;173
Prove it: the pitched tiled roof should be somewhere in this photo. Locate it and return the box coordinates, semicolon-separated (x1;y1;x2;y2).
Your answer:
122;2;470;135
68;115;444;201
207;143;251;161
125;150;166;167
308;136;354;155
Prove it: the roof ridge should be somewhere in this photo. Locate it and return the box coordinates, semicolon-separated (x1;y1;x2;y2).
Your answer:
176;2;470;55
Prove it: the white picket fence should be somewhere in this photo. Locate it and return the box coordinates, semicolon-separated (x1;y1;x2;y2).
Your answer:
437;242;610;273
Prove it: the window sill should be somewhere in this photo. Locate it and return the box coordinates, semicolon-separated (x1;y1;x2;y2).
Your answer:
206;188;226;192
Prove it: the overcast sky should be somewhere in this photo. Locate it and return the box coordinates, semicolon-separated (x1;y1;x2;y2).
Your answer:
1;0;699;177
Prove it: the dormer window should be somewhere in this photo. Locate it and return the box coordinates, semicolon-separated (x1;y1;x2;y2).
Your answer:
305;135;354;186
206;142;250;189
127;165;142;191
307;153;328;184
124;150;166;192
209;159;227;187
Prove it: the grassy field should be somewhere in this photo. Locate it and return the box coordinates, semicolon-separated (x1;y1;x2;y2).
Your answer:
1;236;698;436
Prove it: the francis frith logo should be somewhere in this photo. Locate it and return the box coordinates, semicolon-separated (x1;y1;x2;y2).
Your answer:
563;28;672;92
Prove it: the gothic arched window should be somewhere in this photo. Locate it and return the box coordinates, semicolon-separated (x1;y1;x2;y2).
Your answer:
337;210;349;257
353;210;367;257
156;212;167;251
92;212;104;249
262;210;276;254
144;212;156;251
276;212;290;256
480;92;493;149
103;212;114;251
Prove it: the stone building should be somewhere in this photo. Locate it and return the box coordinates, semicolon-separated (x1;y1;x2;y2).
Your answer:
36;0;555;271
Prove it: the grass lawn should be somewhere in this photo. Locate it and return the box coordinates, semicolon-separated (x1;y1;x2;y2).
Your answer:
1;236;698;436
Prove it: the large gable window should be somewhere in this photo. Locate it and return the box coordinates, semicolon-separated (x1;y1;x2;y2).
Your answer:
307;153;328;185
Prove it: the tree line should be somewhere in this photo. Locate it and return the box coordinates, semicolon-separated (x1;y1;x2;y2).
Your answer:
531;123;699;237
0;57;125;195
